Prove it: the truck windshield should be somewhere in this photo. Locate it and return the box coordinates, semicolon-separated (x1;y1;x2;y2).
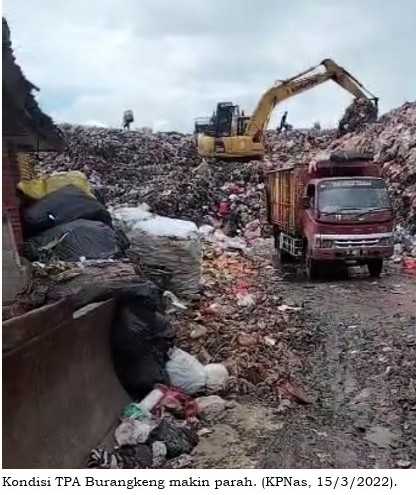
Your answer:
318;179;390;214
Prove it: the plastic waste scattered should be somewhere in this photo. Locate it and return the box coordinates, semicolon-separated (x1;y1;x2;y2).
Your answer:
138;388;165;415
121;403;149;421
152;441;167;467
190;323;208;339
149;417;198;459
115;418;155;446
88;444;153;469
199;224;215;239
234;281;256;307
166;348;206;395
163;291;188;313
155;385;199;423
264;336;276;346
205;364;229;392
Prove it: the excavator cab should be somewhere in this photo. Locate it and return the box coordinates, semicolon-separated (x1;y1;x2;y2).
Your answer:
214;102;239;137
194;117;212;135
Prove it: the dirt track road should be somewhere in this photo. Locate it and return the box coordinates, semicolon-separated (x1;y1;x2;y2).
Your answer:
259;263;416;468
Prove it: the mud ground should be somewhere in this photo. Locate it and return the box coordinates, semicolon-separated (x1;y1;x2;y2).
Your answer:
191;243;416;469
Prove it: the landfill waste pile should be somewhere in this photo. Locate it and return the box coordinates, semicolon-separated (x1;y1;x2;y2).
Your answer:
330;101;416;257
331;102;416;224
87;383;216;469
38;101;415;259
263;128;335;164
88;347;231;468
338;97;378;135
171;230;311;402
38;125;266;229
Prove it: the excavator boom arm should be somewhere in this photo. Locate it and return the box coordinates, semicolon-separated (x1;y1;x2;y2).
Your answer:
246;59;377;138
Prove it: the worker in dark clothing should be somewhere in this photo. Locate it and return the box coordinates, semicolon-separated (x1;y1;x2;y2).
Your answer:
279;111;289;132
224;198;243;237
123;110;134;131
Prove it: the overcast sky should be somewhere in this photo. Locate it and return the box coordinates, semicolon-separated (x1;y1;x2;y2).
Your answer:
3;0;415;132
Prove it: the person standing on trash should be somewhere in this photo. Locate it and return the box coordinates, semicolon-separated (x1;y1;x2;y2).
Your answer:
279;111;289;132
224;196;243;237
123;110;134;131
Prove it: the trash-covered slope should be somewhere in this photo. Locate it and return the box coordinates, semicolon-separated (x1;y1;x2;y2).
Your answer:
39;125;265;228
330;101;416;231
39;101;416;233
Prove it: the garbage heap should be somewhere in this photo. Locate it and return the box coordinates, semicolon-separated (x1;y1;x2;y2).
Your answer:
38;126;266;229
329;101;416;254
171;230;310;402
338;97;378;135
86;230;312;469
38;101;416;255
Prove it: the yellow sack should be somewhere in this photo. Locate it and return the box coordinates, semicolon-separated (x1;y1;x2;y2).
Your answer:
18;171;95;200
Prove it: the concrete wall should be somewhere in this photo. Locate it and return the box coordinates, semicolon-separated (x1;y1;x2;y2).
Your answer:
2;298;130;468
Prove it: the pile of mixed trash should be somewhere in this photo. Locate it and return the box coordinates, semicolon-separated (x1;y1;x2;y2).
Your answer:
34;128;337;242
330;101;416;232
337;97;378;135
84;228;310;469
38;100;416;258
88;354;231;469
171;229;310;401
38;126;266;228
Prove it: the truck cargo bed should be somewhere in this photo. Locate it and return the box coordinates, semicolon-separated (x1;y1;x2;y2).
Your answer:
265;165;306;236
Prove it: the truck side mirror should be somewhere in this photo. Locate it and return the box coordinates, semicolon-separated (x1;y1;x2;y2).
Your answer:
302;196;311;209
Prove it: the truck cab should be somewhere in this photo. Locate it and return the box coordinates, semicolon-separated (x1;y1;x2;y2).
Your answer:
265;152;394;279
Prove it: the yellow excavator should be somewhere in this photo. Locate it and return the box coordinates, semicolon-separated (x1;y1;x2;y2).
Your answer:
195;58;378;159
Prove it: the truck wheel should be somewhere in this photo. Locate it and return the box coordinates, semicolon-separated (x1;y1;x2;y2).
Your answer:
367;259;383;277
273;227;280;249
306;257;321;280
279;248;292;264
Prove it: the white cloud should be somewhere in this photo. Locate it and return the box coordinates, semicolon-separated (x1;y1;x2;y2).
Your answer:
3;0;415;132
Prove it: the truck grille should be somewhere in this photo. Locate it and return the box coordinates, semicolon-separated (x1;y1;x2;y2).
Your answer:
334;238;381;248
318;233;392;248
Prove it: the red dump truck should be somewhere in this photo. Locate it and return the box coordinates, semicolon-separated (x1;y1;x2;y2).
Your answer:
265;151;394;279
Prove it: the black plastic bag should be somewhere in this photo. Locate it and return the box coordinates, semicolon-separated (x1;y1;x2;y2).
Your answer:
24;185;112;235
111;304;175;399
148;418;198;458
111;281;175;399
24;219;126;262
